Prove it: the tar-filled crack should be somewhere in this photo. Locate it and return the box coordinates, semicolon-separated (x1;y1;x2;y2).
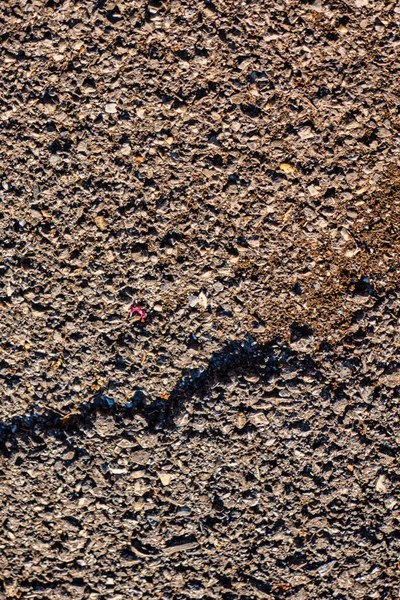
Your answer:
0;338;309;455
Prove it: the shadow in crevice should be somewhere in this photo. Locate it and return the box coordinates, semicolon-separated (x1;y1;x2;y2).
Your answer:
0;337;309;455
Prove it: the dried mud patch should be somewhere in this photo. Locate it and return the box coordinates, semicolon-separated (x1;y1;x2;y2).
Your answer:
352;165;400;275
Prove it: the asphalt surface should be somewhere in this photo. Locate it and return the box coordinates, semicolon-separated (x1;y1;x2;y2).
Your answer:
0;0;399;598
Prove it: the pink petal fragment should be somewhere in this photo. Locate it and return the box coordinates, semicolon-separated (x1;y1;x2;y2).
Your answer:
130;306;147;323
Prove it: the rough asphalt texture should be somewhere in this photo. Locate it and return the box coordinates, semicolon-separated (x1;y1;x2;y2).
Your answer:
0;0;399;598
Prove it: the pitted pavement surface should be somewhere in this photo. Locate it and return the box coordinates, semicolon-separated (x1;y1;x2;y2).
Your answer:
0;0;400;598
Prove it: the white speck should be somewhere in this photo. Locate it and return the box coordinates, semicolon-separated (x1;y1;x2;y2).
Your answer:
376;474;388;492
121;143;131;156
318;561;335;577
105;103;117;114
188;295;198;308
198;292;208;309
